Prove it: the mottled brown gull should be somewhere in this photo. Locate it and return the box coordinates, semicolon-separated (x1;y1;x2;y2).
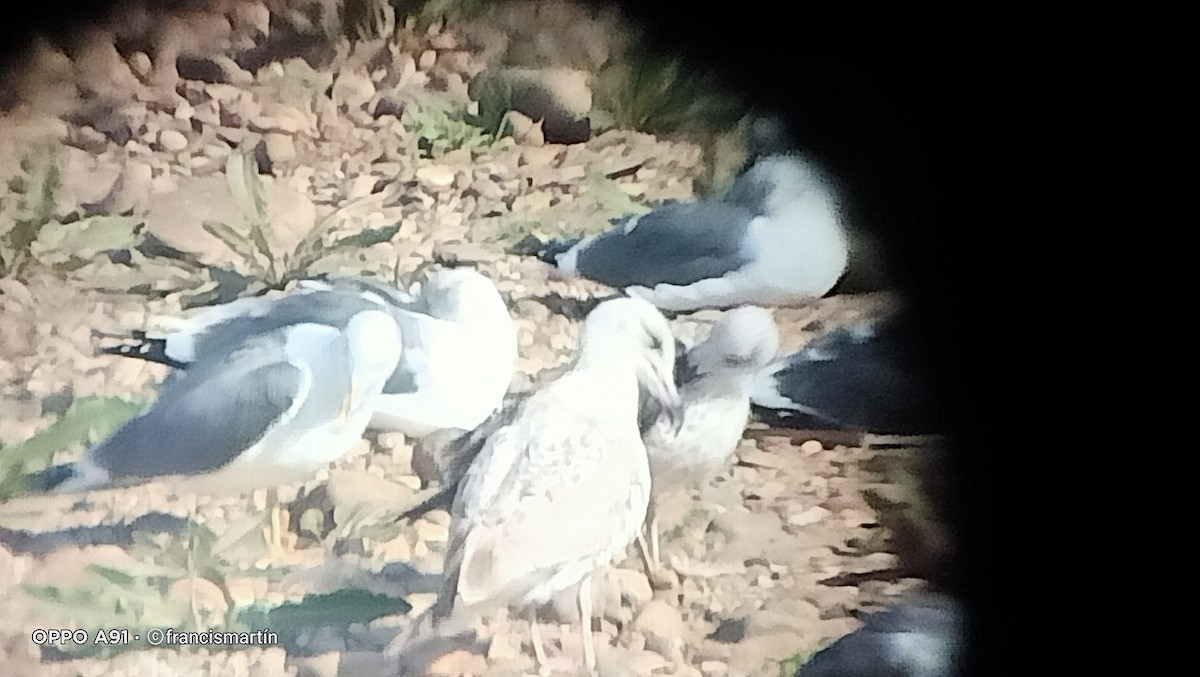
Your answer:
637;305;780;576
403;295;682;673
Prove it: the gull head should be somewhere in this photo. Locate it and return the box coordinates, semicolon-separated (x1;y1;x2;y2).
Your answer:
688;306;779;380
582;296;682;429
343;309;404;416
419;267;507;322
724;154;839;217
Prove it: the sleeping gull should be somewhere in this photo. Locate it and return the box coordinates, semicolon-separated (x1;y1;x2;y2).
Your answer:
751;312;941;435
637;306;779;578
403;296;682;673
40;309;403;549
797;593;964;677
367;266;517;437
98;267;517;438
537;154;849;312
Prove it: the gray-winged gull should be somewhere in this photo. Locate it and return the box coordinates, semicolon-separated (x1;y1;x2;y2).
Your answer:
98;268;516;438
367;267;517;437
750;312;941;435
636;306;779;575
797;593;964;677
404;296;682;672
537;154;849;312
42;309;402;549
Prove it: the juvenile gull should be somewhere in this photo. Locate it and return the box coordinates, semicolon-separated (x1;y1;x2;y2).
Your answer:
751;312;941;435
637;306;780;574
98;268;517;438
539;154;849;312
395;307;781;572
407;296;682;672
797;593;964;677
42;309;402;499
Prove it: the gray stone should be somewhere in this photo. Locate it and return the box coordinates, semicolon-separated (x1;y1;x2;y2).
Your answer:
264;133;296;164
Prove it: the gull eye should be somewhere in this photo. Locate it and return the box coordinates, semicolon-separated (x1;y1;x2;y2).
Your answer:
649;335;663;351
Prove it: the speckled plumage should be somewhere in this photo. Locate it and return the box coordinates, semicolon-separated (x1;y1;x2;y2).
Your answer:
427;296;682;671
639;306;780;570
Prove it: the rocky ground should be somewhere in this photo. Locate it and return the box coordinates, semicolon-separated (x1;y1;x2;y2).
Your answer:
0;1;939;675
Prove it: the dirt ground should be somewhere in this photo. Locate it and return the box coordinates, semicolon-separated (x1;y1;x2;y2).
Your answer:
0;2;941;675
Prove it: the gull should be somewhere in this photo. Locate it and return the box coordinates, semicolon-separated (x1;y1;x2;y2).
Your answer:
797;593;964;677
367;266;517;437
396;307;781;587
637;306;780;577
751;312;941;435
537;154;849;312
40;309;403;552
405;296;682;673
97;267;517;439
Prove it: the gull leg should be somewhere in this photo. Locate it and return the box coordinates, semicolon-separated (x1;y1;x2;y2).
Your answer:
266;487;285;557
187;494;202;630
637;502;674;590
578;574;596;672
648;502;662;568
529;609;550;672
637;530;656;576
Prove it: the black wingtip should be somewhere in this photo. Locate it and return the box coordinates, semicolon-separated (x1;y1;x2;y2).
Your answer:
506;234;582;265
394;487;456;524
538;237;582;265
96;338;187;370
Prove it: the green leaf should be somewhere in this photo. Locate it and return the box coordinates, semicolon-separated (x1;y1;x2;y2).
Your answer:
88;565;137;589
29;216;143;263
238;589;411;647
0;396;142;500
224;152;267;224
779;649;818;677
585;168;651;218
330;223;401;250
202;220;266;275
268;589;411;628
247;223;278;282
299;508;326;539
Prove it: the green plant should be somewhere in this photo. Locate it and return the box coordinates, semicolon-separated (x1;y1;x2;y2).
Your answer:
344;0;397;41
779;647;818;676
0;395;143;501
1;142;61;278
24;563;194;658
395;0;491;33
22;523;241;659
584;166;652;219
203;153;403;289
403;94;498;157
235;588;412;649
592;28;746;139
